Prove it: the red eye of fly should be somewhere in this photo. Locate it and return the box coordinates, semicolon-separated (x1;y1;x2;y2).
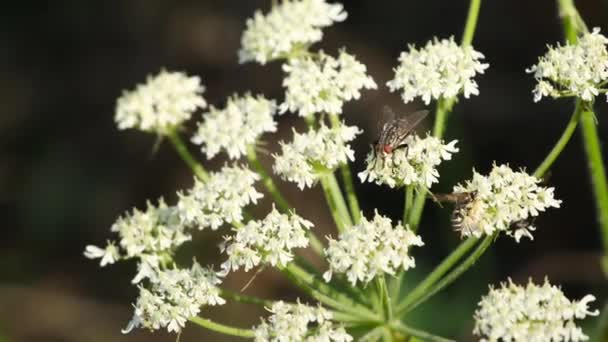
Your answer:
383;145;393;154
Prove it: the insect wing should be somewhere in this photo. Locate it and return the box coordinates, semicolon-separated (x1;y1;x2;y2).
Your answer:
392;109;429;140
377;105;396;133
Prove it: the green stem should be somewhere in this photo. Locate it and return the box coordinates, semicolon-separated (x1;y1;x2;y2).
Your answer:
406;188;427;233
580;107;608;271
557;0;583;43
401;235;493;315
395;237;478;313
329;114;361;224
167;129;209;181
461;0;482;46
282;263;380;322
189;316;254;338
246;146;290;212
320;174;352;232
389;321;456;342
593;300;608;342
220;288;273;307
533;102;582;178
403;186;414;225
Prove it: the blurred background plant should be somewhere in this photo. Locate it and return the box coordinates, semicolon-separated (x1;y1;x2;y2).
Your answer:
1;0;608;341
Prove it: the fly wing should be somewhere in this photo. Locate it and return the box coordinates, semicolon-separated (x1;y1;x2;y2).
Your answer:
377;105;396;133
393;109;429;140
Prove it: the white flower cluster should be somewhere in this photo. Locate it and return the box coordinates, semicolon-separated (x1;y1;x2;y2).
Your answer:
177;165;263;230
253;301;352;342
115;70;207;134
220;207;313;273
84;199;190;268
387;37;489;105
453;164;562;241
273;123;361;189
239;0;347;64
359;135;459;188
474;278;599;342
528;28;608;102
123;261;226;334
280;51;377;117
323;211;424;286
192;94;277;160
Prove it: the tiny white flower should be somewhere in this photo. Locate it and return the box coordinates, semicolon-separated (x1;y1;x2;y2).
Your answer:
123;261;226;334
115;70;206;134
253;300;352;342
528;28;608;102
177;164;263;229
387;37;489;105
239;0;347;64
323;211;423;286
83;241;120;267
273;123;361;189
192;94;277;160
359;134;459;188
280;50;377;117
452;164;561;241
474;278;599;342
221;206;313;274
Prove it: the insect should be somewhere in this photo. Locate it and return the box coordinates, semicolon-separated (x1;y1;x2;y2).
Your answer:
434;191;482;236
372;106;429;166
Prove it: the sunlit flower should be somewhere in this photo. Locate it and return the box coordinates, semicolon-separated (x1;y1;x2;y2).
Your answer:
474;278;599;342
177;165;263;230
452;164;561;241
280;50;377;117
387;37;488;105
253;300;352;342
123;261;225;334
273;123;361;189
192;94;277;160
115;70;206;134
323;211;423;286
527;28;608;102
83;241;120;267
239;0;347;64
220;207;313;274
358;134;459;188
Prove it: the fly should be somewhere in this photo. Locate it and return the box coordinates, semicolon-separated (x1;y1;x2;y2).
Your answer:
372;106;429;166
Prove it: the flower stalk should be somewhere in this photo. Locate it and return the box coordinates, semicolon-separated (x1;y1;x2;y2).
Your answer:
167;129;209;181
189;316;255;338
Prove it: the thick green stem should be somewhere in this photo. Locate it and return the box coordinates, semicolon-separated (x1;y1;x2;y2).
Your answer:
167;129;209;181
593;301;608;342
401;235;493;315
329;114;361;224
461;0;482;46
320;174;352;232
189;316;254;338
403;186;414;225
580;108;608;272
389;321;456;342
395;237;478;313
533;102;582;178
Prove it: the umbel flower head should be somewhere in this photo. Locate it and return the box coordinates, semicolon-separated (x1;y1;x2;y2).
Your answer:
273;122;361;189
280;50;377;117
220;206;313;274
527;27;608;102
253;300;352;342
452;164;561;241
84;198;190;267
239;0;347;65
359;134;459;188
387;37;489;105
474;278;599;342
123;261;225;334
177;164;263;230
191;94;277;160
115;70;207;134
323;211;424;286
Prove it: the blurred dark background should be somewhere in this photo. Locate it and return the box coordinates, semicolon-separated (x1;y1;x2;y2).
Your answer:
2;1;608;341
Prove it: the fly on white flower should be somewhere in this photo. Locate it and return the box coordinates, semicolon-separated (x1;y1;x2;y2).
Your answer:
373;106;428;165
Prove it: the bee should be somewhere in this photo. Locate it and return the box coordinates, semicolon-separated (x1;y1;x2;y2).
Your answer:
371;106;429;166
434;191;482;236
